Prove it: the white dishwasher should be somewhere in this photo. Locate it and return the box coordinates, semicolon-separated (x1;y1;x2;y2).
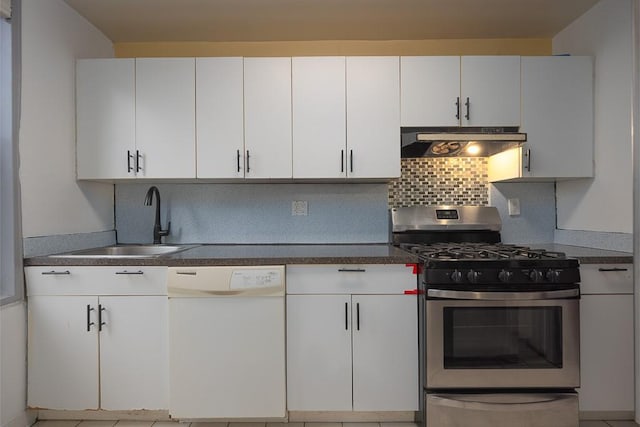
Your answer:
168;266;286;420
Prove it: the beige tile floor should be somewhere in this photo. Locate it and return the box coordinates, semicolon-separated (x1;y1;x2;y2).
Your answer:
30;421;640;427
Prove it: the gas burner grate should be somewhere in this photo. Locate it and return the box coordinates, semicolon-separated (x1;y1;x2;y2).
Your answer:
400;242;568;261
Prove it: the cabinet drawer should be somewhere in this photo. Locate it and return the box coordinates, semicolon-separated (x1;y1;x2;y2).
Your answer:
286;264;418;294
25;266;168;296
580;264;633;295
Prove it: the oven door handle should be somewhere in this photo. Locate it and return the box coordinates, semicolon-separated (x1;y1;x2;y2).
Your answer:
428;393;576;412
427;288;579;300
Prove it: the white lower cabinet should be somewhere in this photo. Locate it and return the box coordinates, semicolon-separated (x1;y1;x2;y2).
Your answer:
578;264;634;414
26;267;168;411
286;265;419;412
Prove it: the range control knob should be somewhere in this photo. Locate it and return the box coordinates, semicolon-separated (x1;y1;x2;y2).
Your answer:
529;269;544;283
546;269;562;283
450;270;464;283
467;270;482;284
498;269;513;283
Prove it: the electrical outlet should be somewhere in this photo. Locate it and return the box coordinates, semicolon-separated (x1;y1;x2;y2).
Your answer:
508;198;521;216
292;200;308;216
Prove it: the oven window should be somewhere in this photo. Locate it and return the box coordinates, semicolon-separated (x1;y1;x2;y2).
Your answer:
443;307;563;369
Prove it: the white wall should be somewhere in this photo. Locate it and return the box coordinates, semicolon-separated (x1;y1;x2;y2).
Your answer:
0;303;29;427
19;0;114;238
1;2;115;426
552;0;633;233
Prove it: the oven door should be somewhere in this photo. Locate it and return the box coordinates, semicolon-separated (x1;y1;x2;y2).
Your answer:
426;289;579;389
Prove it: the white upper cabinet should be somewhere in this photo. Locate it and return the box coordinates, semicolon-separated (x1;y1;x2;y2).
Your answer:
135;58;196;179
293;56;400;179
346;56;401;179
76;59;135;179
488;56;593;182
292;57;347;179
401;56;460;127
244;57;293;179
460;56;521;127
400;55;520;127
196;57;245;178
520;56;593;179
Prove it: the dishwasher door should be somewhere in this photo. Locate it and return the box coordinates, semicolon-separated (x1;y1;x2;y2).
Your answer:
168;266;285;420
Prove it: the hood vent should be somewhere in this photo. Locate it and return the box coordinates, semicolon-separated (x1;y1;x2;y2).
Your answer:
401;127;526;158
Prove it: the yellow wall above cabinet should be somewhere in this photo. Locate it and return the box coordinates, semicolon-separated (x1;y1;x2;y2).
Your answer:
114;38;551;58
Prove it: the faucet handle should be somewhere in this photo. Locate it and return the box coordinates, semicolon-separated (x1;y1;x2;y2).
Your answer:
159;221;171;238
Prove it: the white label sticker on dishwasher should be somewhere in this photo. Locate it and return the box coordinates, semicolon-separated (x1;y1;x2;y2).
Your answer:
230;269;282;289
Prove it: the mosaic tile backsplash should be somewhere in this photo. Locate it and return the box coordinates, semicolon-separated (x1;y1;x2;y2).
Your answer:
389;157;489;207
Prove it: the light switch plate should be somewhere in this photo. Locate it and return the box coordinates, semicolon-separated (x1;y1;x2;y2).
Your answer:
508;198;521;216
292;200;308;216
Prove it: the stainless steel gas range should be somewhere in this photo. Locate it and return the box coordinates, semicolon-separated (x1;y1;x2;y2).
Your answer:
392;206;580;427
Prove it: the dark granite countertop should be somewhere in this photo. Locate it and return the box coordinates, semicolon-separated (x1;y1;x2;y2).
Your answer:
24;244;420;267
529;244;633;264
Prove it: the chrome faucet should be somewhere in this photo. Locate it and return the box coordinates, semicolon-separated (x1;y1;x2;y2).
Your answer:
144;186;170;244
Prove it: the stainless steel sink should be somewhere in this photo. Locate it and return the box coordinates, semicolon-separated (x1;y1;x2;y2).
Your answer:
51;244;191;258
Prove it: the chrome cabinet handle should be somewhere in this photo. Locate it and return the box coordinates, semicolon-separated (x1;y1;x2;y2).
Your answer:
338;268;366;272
176;271;197;276
598;267;629;272
86;305;95;332
115;270;144;275
41;270;70;275
135;150;142;173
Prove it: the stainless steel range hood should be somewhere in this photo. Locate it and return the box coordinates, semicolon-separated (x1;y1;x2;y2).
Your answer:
401;127;526;158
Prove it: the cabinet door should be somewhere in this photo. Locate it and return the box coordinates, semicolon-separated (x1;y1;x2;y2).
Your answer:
400;56;461;127
28;296;99;410
579;294;634;412
346;56;400;179
461;56;520;127
136;58;196;178
99;296;169;410
292;57;346;179
196;57;245;178
76;59;135;179
286;295;352;411
244;57;292;179
352;294;419;411
521;56;593;179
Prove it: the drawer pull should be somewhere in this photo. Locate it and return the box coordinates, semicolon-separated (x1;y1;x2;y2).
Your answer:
115;270;144;275
598;267;629;272
338;268;366;273
41;270;70;275
176;271;197;276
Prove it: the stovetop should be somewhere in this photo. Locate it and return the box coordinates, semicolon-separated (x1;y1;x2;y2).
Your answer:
400;242;569;261
391;206;581;286
398;242;581;286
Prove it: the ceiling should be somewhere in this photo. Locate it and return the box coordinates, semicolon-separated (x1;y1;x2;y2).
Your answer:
63;0;601;43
